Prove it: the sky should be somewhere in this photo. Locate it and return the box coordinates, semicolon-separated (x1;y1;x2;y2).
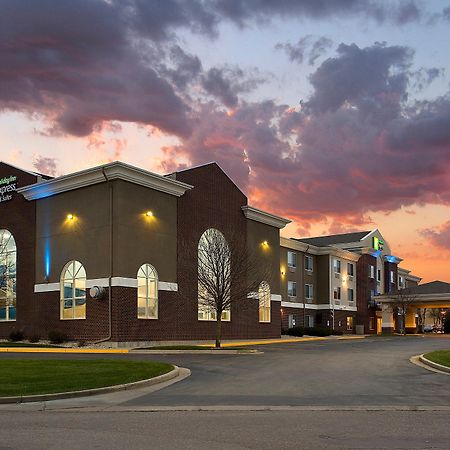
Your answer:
1;0;450;282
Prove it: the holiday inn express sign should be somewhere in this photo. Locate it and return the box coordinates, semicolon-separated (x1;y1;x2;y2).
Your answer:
0;175;17;203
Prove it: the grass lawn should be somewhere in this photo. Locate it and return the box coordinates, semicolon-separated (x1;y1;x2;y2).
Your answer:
424;350;450;368
0;342;62;348
0;359;173;397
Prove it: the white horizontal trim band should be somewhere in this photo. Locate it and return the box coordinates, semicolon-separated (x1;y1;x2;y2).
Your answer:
281;301;358;311
34;279;178;292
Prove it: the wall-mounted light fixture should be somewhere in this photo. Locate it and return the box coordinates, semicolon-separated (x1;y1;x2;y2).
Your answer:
67;213;74;220
262;240;268;247
145;211;153;217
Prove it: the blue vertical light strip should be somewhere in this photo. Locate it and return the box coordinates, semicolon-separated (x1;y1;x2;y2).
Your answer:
44;238;51;279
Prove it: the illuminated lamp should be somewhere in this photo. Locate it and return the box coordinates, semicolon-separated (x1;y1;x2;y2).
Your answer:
262;240;268;246
145;211;153;217
67;214;74;220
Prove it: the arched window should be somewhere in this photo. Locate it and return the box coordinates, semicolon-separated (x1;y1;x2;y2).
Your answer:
60;261;86;320
197;228;231;322
259;281;271;323
137;264;158;319
0;230;16;321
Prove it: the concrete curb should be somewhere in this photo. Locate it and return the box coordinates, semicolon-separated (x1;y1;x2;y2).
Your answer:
419;354;450;374
0;366;180;404
0;348;129;354
130;349;262;355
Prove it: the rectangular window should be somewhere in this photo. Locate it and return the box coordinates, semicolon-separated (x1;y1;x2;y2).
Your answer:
369;317;375;330
305;255;313;271
347;316;354;331
333;259;341;274
377;269;381;282
399;276;404;288
333;286;341;300
287;281;297;298
390;270;394;283
348;288;354;302
306;315;315;327
287;251;297;268
369;265;375;279
347;263;354;277
305;284;313;300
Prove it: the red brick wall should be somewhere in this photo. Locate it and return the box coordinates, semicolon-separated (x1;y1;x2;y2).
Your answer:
0;164;38;339
356;253;377;334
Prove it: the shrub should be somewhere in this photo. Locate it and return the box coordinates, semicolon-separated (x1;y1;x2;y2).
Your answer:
77;340;86;347
29;335;40;343
8;330;24;342
48;330;68;344
304;326;333;337
332;329;344;336
285;326;304;337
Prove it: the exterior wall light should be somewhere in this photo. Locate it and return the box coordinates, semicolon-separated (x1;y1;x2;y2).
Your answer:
262;240;268;246
145;211;153;217
67;214;74;220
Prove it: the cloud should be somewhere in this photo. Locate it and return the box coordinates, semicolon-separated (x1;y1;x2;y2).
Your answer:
160;42;450;231
33;155;58;177
201;66;267;108
276;36;333;66
421;221;450;250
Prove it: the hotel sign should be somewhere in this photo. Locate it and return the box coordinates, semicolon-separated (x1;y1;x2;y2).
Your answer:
373;236;384;251
0;175;17;203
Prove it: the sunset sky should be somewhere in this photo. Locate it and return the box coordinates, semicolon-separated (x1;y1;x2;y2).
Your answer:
1;0;449;282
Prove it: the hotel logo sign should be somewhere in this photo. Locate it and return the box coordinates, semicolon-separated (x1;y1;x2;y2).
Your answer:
0;175;17;203
373;236;384;251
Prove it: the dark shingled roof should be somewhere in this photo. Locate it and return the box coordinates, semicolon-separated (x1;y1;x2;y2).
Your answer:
293;231;371;247
397;281;450;296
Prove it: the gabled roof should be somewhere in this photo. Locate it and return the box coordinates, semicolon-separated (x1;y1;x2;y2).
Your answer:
398;281;450;296
17;161;193;200
294;231;371;247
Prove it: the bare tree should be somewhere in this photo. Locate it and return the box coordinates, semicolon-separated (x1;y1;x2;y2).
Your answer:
428;308;442;328
180;228;271;348
417;308;427;333
389;289;417;335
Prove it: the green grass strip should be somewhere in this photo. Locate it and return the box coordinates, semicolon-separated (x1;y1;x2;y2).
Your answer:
137;345;245;350
424;350;450;368
0;342;62;348
0;359;173;397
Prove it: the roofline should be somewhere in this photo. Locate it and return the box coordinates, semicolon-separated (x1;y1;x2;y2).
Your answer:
242;205;291;229
0;160;45;178
361;229;378;241
17;161;193;200
280;237;360;261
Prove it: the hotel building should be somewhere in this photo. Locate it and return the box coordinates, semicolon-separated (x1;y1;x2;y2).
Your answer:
0;160;422;343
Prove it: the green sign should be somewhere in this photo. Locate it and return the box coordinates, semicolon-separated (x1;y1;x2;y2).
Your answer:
0;175;17;203
373;236;384;251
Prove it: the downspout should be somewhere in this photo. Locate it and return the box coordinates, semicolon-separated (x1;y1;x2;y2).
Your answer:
94;167;113;343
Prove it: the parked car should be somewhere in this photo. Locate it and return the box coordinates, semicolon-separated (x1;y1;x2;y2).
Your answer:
423;325;434;332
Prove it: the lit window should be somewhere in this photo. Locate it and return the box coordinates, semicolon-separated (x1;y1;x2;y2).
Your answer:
333;259;341;274
347;263;354;277
288;281;297;298
287;251;297;268
305;284;313;300
305;255;313;271
390;270;395;283
197;229;231;322
369;265;375;279
333;286;341;300
348;288;354;302
137;263;158;319
60;260;86;320
259;281;271;323
0;230;16;322
347;316;354;331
